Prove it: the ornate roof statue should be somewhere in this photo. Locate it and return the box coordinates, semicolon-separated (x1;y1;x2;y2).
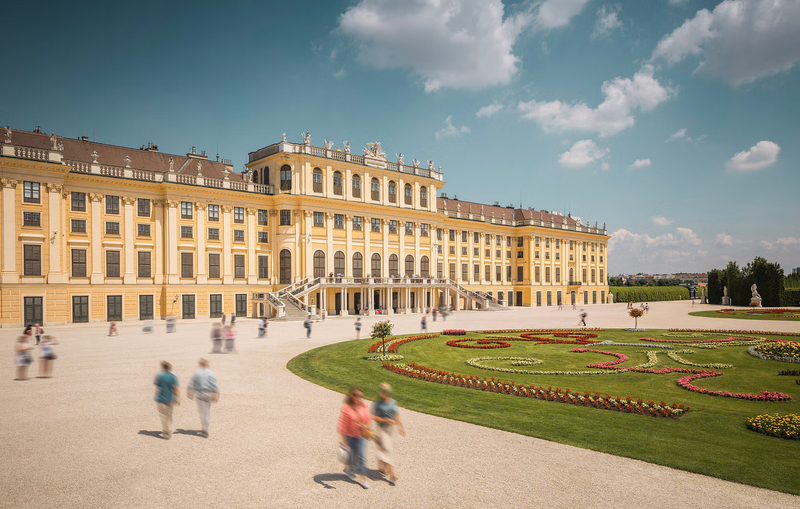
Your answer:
397;153;404;165
124;155;131;168
50;132;58;150
222;167;230;180
412;158;420;168
91;151;98;163
363;142;386;160
282;132;287;142
428;160;434;171
324;139;333;150
302;132;311;146
168;157;174;172
344;141;350;154
196;161;203;177
4;125;11;144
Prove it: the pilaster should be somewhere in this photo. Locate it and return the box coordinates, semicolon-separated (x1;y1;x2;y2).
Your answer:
196;203;207;284
89;193;104;284
1;179;18;283
246;207;257;284
122;197;136;283
222;205;233;284
46;184;66;283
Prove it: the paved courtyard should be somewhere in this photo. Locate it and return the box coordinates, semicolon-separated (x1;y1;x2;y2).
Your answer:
2;302;799;509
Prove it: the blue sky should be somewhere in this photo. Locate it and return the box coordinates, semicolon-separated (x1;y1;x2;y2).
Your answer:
2;0;798;275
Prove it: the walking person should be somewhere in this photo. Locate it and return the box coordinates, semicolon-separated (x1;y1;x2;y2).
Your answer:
38;335;58;378
257;318;267;338
166;315;176;333
143;319;154;334
210;323;223;353
34;323;43;345
153;361;179;440
432;308;437;321
230;314;237;326
338;387;373;489
420;314;427;333
223;325;236;353
645;303;650;314
15;335;34;381
187;359;219;438
304;315;312;338
354;317;362;340
578;309;587;327
371;383;406;485
108;320;119;337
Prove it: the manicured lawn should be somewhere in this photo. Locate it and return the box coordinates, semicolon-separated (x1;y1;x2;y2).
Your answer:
689;310;800;321
288;328;800;494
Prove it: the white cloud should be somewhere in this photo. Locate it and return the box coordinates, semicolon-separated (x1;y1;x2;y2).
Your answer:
666;127;706;143
518;65;673;137
667;128;688;141
668;0;688;5
339;0;531;92
630;158;652;169
476;103;504;118
776;236;800;247
716;233;734;246
333;68;347;78
435;116;471;140
726;141;780;172
652;216;674;226
600;161;610;171
558;139;609;168
652;0;800;85
592;4;623;39
608;227;702;272
536;0;592;29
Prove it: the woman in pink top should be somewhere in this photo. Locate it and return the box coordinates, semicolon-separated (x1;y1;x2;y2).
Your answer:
338;387;372;489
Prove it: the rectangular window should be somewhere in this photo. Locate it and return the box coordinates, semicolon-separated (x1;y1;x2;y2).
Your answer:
138;251;151;277
71;192;86;212
485;234;491;246
405;222;413;235
517;237;523;247
71;249;87;277
600;255;604;263
473;232;479;243
235;293;248;317
496;249;501;258
507;250;511;259
257;231;269;243
556;252;560;260
208;204;220;222
437;262;443;279
106;250;120;278
105;221;120;235
496;265;501;282
71;219;87;233
180;226;193;239
353;216;362;231
582;254;587;262
208;228;220;240
473;247;479;256
208;253;220;279
137;198;150;217
139;295;154;320
535;251;539;259
591;255;595;262
313;170;323;193
437;228;443;241
182;295;195;319
107;295;123;322
535;266;540;283
209;294;223;319
180;252;193;278
449;246;455;255
233;207;245;224
535;237;540;248
371;180;380;201
333;174;343;195
517;266;523;282
258;255;269;279
600;268;604;282
462;231;468;243
545;252;550;260
449;229;455;241
591;268;596;283
23;211;41;227
23;245;41;276
389;220;398;234
421;224;429;237
556;239;560;249
461;247;467;256
23;182;41;203
506;265;511;282
352;177;361;198
485;265;490;281
570;254;574;261
583;268;587;282
450;262;456;280
334;214;344;229
461;263;468;281
371;218;380;232
600;244;604;253
545;267;551;283
180;201;193;219
280;210;292;225
570;240;574;250
517;251;523;259
313;211;324;227
233;229;245;242
258;209;269;226
545;238;550;249
555;267;561;283
485;249;490;257
474;264;480;281
234;254;245;278
506;236;512;247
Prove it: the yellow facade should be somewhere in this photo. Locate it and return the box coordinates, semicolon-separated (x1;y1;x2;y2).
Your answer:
0;128;608;327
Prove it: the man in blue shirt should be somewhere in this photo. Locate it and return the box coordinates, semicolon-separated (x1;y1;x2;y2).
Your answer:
187;358;220;438
153;361;180;440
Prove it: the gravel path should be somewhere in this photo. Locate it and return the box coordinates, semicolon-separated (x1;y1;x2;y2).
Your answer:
1;302;798;508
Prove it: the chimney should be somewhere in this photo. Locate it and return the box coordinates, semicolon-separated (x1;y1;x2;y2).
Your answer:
187;146;208;160
80;136;89;141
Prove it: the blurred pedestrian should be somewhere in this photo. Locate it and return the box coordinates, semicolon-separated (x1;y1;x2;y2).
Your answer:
187;358;219;438
578;309;587;327
304;315;312;338
108;320;119;337
432;308;437;321
210;323;223;353
153;361;179;440
338;387;372;489
34;323;43;345
420;315;427;333
224;325;236;353
166;316;176;333
354;317;362;340
143;319;154;334
23;324;32;338
230;314;237;326
38;335;58;378
221;313;226;325
15;335;34;381
258;318;267;338
371;383;405;485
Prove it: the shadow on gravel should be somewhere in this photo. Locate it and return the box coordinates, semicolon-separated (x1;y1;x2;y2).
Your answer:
138;430;164;439
313;473;352;489
174;429;203;437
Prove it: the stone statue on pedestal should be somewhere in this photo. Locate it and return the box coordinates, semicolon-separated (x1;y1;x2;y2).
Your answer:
721;285;731;306
750;284;762;307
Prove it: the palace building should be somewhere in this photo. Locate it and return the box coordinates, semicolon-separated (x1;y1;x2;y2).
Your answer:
0;126;609;327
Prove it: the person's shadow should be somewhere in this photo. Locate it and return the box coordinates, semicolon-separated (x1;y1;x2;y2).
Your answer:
137;430;164;439
174;428;203;437
313;469;385;489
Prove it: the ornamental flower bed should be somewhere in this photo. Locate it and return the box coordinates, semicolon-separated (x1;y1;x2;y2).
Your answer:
382;362;689;418
753;342;800;359
476;328;603;334
669;328;800;338
442;329;467;335
676;372;792;401
747;413;800;440
719;308;800;317
367;333;439;354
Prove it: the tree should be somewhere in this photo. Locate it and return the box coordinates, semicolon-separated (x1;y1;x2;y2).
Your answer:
629;308;643;329
370;320;394;356
742;257;784;307
707;269;724;304
786;272;800;289
724;261;743;305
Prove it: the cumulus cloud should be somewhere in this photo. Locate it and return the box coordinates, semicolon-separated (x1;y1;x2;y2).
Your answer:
476;103;504;118
630;158;652;169
339;0;531;92
435;116;471;140
333;68;346;78
608;227;703;272
726;141;780;172
518;65;673;137
776;236;800;247
652;0;800;85
558;139;609;168
592;4;623;39
716;233;734;246
667;128;688;141
536;0;592;29
652;216;674;226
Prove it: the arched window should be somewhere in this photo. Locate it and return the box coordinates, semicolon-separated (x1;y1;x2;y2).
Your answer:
279;249;292;284
371;253;381;278
334;251;345;275
388;181;396;203
405;254;414;276
280;165;292;191
389;254;399;276
262;166;269;185
312;167;323;193
352;252;363;278
404;184;413;205
371;178;380;201
352;174;361;198
333;171;343;196
420;255;430;277
313;250;325;278
420;186;428;208
252;170;258;185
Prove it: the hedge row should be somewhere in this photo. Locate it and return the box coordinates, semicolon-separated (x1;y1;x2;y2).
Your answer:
781;290;800;307
610;286;690;303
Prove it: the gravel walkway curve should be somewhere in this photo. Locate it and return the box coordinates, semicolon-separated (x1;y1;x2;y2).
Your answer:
1;302;798;508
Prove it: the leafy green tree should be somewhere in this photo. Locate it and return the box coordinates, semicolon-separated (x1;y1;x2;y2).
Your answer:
786;272;800;289
370;320;394;356
629;308;643;329
742;257;784;307
707;269;723;304
724;261;743;305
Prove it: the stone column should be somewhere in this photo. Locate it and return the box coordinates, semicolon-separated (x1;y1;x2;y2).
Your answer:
269;210;278;285
363;216;370;274
195;203;207;284
89;193;104;284
326;212;334;274
381;218;389;277
246;208;257;284
1;179;18;283
303;210;313;279
345;214;353;276
46;184;66;283
153;200;165;284
121;197;136;283
221;205;233;284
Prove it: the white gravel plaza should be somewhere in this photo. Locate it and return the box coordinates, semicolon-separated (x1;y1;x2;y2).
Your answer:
2;302;799;509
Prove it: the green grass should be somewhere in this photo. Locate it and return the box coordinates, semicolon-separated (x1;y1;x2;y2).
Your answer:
288;328;800;494
689;310;800;321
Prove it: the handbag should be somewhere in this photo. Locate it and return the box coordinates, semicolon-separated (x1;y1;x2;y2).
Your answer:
337;445;351;465
359;423;375;441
